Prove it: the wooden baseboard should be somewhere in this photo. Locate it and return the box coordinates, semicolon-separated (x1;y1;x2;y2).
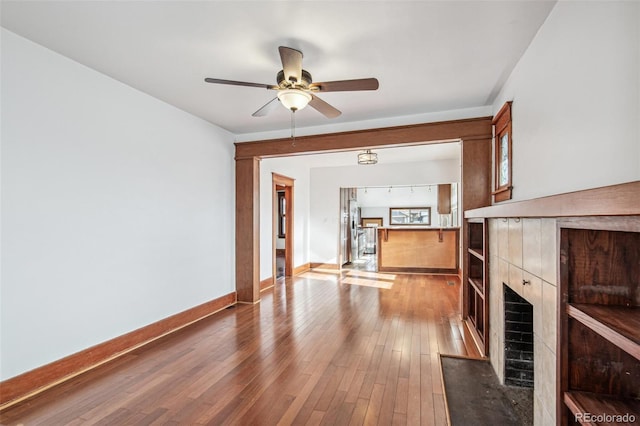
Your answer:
260;276;274;291
378;266;459;274
261;263;311;291
310;262;340;270
293;262;311;275
0;292;236;410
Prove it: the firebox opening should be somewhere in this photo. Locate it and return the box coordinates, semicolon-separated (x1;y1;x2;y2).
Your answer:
504;284;534;388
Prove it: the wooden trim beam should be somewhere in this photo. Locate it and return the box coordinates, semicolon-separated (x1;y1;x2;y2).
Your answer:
465;181;640;218
235;117;493;159
0;292;236;409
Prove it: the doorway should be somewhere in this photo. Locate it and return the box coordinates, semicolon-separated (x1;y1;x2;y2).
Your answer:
339;187;378;272
235;118;493;303
272;173;294;284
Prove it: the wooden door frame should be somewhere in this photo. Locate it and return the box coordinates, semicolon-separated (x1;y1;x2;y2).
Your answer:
235;117;493;303
272;173;294;286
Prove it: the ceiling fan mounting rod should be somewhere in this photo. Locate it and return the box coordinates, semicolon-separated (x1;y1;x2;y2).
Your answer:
277;69;312;89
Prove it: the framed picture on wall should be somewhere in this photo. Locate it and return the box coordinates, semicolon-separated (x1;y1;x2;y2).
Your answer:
493;101;513;202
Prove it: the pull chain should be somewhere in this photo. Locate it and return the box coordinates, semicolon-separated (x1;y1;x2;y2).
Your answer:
290;109;296;146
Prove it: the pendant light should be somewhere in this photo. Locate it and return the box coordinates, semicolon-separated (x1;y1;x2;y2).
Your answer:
358;149;378;165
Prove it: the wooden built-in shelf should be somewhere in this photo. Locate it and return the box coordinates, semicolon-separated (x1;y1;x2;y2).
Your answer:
467;247;484;261
467;278;484;298
559;223;640;425
564;391;640;426
463;218;488;356
567;304;640;360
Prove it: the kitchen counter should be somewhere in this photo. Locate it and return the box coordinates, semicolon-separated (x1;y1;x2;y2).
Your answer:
377;227;459;273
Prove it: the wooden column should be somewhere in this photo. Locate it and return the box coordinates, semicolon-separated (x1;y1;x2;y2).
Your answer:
236;157;261;303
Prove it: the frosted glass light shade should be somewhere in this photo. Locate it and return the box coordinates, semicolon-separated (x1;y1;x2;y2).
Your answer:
277;89;312;111
358;150;378;165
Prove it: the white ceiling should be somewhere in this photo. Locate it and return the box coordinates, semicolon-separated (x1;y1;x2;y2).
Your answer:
1;0;556;137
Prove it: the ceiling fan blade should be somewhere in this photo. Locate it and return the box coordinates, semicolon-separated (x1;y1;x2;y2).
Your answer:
251;97;280;117
204;78;277;90
309;94;341;118
309;78;379;92
279;46;303;84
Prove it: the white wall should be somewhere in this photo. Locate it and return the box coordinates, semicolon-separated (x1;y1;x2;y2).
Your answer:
1;30;236;380
493;1;640;201
259;157;311;280
310;159;460;264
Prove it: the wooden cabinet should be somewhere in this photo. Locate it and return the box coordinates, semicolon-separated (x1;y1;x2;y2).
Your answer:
558;217;640;425
464;218;489;355
438;184;452;214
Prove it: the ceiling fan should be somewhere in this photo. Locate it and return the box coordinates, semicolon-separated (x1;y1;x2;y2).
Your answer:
204;46;379;118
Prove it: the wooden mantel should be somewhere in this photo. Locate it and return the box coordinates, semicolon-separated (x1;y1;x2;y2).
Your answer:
465;181;640;218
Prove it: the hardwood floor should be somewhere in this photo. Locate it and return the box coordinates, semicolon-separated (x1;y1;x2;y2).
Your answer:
1;269;480;425
342;254;378;273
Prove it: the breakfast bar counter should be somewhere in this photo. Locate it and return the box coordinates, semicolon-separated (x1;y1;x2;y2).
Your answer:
377;227;459;273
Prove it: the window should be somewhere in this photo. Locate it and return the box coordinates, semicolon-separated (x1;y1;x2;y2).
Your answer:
389;207;431;226
493;101;513;202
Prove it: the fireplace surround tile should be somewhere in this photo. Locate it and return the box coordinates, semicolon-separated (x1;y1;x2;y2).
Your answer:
508;264;524;298
522;272;543;343
489;256;505;383
498;258;509;294
489;219;498;258
534;334;556;421
534;393;554;426
523;219;542;277
508;218;523;267
540;219;557;285
488;218;558;426
541;280;557;350
497;218;509;259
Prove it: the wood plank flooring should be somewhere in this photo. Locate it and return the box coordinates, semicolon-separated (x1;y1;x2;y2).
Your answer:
1;269;480;425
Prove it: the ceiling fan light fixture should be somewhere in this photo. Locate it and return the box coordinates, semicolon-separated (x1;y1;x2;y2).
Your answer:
277;89;312;111
358;149;378;165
